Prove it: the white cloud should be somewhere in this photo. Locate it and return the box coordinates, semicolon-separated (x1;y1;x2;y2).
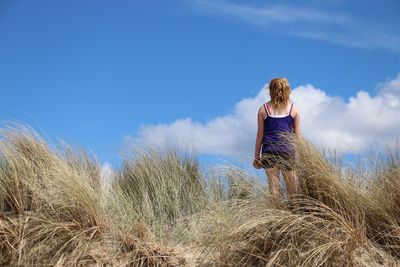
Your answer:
189;0;400;53
100;162;114;189
131;74;400;159
192;0;348;25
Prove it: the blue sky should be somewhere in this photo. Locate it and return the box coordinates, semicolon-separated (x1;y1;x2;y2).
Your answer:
0;0;399;165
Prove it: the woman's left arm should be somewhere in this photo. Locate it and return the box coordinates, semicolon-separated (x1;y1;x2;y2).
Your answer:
254;107;264;162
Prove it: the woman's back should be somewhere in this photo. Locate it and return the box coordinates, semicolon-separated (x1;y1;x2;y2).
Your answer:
262;101;295;153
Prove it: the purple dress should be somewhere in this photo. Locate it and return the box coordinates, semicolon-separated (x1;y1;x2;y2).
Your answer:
262;102;295;155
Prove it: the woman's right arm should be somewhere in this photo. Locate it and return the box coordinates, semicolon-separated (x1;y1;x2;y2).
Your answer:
294;106;301;137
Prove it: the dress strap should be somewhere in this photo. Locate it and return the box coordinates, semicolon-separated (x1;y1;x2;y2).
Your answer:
264;103;270;116
289;102;294;116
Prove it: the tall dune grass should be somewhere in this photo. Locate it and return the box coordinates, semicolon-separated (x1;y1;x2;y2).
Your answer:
0;126;184;266
0;125;399;266
114;147;207;236
199;137;400;266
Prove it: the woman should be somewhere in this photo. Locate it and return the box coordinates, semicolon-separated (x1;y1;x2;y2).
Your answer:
253;77;301;197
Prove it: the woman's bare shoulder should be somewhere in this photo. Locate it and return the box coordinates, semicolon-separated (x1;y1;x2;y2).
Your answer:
258;104;267;118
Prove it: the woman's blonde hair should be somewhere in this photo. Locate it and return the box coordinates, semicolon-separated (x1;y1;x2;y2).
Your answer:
268;77;291;112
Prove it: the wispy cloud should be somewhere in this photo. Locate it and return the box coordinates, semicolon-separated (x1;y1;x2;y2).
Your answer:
130;74;400;160
189;0;400;53
192;0;348;25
